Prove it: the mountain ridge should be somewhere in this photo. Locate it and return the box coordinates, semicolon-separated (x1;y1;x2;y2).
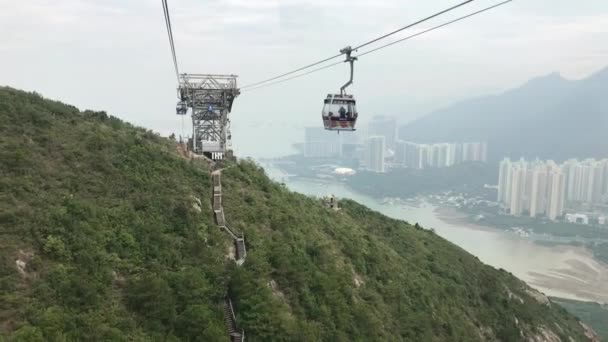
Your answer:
399;66;608;161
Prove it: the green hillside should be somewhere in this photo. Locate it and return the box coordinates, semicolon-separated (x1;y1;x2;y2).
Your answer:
0;87;599;341
551;298;608;340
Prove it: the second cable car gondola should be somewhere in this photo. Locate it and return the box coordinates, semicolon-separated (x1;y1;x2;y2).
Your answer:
176;101;187;115
176;88;188;115
322;46;358;132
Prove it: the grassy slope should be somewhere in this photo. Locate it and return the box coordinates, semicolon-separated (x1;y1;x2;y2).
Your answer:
0;87;595;341
0;88;227;340
345;161;497;199
221;163;591;341
552;298;608;341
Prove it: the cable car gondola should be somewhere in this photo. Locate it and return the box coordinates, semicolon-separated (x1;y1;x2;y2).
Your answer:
322;46;358;132
322;94;357;131
176;101;187;115
176;87;188;115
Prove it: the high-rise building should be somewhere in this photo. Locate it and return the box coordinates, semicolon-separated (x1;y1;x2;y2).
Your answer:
497;158;511;202
418;144;430;169
523;168;535;212
509;167;526;216
480;142;488;162
458;142;488;163
395;140;407;166
395;140;420;168
498;158;608;221
431;144;441;167
581;165;594;203
462;143;471;162
446;144;456;167
471;142;481;162
603;160;608;196
405;142;416;169
563;159;608;204
369;116;397;151
570;164;584;202
547;170;566;220
438;144;448;168
392;141;487;169
529;166;548;217
563;160;577;201
365;136;385;173
591;164;604;203
304;127;341;158
454;144;463;164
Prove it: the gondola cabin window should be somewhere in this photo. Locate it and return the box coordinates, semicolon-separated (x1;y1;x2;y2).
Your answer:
322;94;358;131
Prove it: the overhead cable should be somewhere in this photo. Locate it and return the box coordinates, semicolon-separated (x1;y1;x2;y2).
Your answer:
242;0;512;93
161;0;180;83
240;0;476;89
241;61;343;92
357;0;512;58
352;0;475;51
239;54;343;90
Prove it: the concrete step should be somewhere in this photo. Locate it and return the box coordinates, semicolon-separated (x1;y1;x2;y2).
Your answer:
235;238;246;263
214;170;246;341
223;299;237;333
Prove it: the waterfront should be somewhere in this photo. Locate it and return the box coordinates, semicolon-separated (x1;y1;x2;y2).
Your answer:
264;164;608;304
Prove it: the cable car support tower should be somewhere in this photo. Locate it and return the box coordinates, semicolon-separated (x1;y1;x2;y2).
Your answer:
176;74;240;160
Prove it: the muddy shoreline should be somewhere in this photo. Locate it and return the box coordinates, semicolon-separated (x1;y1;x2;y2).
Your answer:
434;206;608;304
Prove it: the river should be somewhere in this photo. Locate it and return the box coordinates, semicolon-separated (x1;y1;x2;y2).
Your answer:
263;164;608;304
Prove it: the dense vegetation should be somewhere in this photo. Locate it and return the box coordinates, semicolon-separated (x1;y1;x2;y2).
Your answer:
469;208;608;241
1;88;227;340
589;242;608;265
552;298;608;340
346;162;496;199
0;87;597;341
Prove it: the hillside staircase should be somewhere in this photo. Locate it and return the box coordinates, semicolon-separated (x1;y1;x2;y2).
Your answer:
212;170;247;264
211;168;247;340
224;296;245;342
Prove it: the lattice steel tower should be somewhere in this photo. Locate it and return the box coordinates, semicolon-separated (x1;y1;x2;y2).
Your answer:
176;74;240;160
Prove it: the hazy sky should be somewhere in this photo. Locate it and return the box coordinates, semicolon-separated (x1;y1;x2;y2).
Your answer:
2;0;608;157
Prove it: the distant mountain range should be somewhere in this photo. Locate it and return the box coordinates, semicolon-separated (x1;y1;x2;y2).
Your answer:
398;66;608;162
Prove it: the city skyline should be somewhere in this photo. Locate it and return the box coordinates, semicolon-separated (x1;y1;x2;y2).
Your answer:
364;136;386;173
302;120;489;174
395;141;488;169
498;157;608;221
304;127;342;158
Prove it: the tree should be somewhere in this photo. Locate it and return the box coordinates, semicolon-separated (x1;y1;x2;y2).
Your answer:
126;274;177;333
